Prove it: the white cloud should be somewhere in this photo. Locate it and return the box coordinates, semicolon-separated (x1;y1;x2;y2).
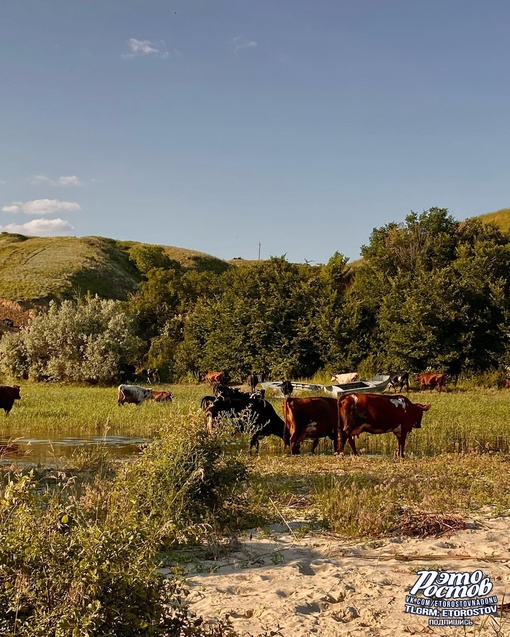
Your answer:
32;174;82;186
2;199;81;215
232;36;257;53
0;218;74;237
123;38;172;59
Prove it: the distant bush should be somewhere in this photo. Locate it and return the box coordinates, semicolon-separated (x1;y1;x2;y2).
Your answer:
0;297;142;383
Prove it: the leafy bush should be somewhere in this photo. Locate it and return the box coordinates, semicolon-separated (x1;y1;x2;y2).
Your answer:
0;297;142;383
0;418;248;636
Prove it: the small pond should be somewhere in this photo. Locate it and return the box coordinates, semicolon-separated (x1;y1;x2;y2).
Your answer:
0;433;150;466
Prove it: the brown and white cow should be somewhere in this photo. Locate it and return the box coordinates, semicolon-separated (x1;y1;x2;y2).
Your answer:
117;384;154;406
418;373;446;392
283;396;356;456
0;385;21;415
330;372;359;384
336;393;431;458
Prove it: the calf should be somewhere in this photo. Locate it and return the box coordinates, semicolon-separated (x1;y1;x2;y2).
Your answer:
418;373;446;392
283;396;356;456
150;390;174;402
337;393;431;458
117;384;154;406
0;385;21;415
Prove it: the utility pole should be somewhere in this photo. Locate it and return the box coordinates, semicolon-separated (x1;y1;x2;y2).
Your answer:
258;242;261;260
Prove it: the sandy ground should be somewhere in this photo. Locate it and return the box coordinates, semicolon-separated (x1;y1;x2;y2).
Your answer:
176;517;510;636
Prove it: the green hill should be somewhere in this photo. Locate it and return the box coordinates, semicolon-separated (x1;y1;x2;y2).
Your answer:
476;207;510;233
0;233;229;304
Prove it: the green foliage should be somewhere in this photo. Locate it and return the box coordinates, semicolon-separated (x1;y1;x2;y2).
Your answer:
345;208;510;373
175;256;351;380
0;297;142;383
0;419;248;636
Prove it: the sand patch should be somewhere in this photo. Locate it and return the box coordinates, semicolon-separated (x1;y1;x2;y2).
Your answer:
176;517;510;636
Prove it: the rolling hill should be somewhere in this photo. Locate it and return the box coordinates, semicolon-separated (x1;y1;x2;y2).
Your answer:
0;207;508;306
476;207;510;233
0;233;229;304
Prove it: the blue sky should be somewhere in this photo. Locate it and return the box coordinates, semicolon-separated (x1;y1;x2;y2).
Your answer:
1;1;509;264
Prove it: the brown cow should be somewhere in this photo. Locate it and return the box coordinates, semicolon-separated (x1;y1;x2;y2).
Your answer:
283;396;356;456
150;390;174;402
203;371;225;386
418;373;446;392
337;393;431;458
0;385;21;415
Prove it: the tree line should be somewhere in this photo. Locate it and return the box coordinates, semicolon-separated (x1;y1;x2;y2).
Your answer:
1;208;509;384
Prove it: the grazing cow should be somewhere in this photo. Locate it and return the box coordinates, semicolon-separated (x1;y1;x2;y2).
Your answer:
205;392;286;452
0;385;21;415
281;380;294;397
330;372;359;384
418;373;446;392
117;384;154;406
337;393;431;458
387;372;410;393
150;390;174;402
283;396;356;456
246;371;266;394
203;371;225;386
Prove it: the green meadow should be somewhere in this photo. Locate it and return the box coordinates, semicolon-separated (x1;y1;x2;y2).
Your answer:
2;382;508;456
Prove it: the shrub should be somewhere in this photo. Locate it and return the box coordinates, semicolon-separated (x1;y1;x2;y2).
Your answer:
0;418;248;636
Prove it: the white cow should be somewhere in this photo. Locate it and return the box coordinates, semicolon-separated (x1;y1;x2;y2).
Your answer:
118;384;154;406
330;372;359;384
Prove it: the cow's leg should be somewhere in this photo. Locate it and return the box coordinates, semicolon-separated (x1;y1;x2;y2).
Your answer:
348;435;358;455
394;431;407;458
206;413;215;435
289;434;301;455
334;430;347;455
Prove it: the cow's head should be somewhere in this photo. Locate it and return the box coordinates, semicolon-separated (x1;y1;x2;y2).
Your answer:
412;403;431;428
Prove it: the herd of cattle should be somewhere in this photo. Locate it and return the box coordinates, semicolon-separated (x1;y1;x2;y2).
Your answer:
201;380;431;457
1;366;509;458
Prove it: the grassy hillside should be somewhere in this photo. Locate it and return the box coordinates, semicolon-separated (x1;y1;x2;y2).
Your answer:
476;207;510;233
0;233;229;304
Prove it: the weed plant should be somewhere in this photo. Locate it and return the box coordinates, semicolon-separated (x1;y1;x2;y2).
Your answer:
0;416;246;636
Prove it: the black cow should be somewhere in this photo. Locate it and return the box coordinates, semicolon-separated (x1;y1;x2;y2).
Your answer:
387;372;410;393
281;380;294;397
205;392;287;452
0;385;21;415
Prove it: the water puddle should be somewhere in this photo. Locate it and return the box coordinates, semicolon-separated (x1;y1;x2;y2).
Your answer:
0;434;150;466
